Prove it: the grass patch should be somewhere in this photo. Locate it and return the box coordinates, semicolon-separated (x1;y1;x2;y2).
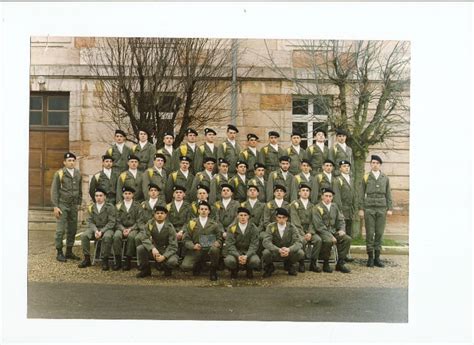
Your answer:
350;237;405;246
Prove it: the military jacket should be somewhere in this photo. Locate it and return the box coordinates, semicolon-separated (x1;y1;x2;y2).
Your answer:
165;170;195;203
286;146;308;176
141;220;178;258
262;199;290;229
225;223;260;258
106;144;131;174
217;140;241;175
183;217;223;250
86;202;116;233
262;222;302;252
312;202;346;236
171;143;198;173
131;141;156;172
166;201;193;231
239;148;263;179
141;167;167;203
194;143;218;174
209;173;231;204
289;199;315;235
259;144;285;173
156;147;174;173
115;200;143;231
214;199;240;229
306;143;329;175
333;175;356;219
314;172;336;199
139;199;166;228
89;169;118;204
247;176;267;203
230;174;248;203
329;143;354;175
266;170;296;203
116;170;145;202
240;199;265;231
189;170;214;202
51;167;82;207
359;171;393;210
292;173;319;204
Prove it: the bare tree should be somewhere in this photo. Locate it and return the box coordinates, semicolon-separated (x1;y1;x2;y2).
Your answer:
85;37;235;147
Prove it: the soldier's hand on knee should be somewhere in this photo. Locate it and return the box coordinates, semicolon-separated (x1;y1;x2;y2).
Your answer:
193;243;202;251
337;230;346;237
95;231;102;240
53;207;62;219
156;255;165;263
212;241;221;248
152;248;160;258
331;236;337;244
358;210;364;218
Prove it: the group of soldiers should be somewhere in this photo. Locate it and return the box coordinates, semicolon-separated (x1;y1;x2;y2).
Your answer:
51;124;393;281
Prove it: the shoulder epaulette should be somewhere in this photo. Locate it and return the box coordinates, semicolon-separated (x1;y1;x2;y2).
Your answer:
309;146;314;155
242;150;249;160
214;201;222;209
263;146;269;155
333;145;338;154
199;145;205;153
339;177;344;186
295;175;302;184
94;172;101;182
148;222;153;232
88;204;94;213
287;147;291;154
147;168;154;178
240;202;246;207
266;202;273;209
192;203;197;214
141;201;147;209
172;171;178;182
272;172;278;179
132;144;138;153
199;173;204;181
233;176;239;187
292;200;299;208
222;142;227;153
166;203;172;211
179;145;187;157
116;202;122;210
189;220;197;232
216;175;221;184
317;205;324;215
230;224;237;233
107;148;113;156
120;172;127;183
271;225;277;233
57;169;64;185
364;173;370;184
318;174;323;183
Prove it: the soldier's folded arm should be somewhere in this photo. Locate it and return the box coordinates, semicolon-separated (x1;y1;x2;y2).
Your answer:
262;226;279;253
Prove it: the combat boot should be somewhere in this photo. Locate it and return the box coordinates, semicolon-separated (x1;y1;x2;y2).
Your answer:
309;261;322;273
335;259;351;273
230;269;238;279
288;264;298;276
122;256;132;271
102;258;110;271
112;256;122;271
374;250;385;268
78;255;91;268
246;268;254;279
322;260;333;273
163;267;172;277
367;251;374;267
210;267;218;281
192;263;202;276
65;246;80;260
262;264;274;278
136;265;151;278
56;249;67;262
298;259;306;273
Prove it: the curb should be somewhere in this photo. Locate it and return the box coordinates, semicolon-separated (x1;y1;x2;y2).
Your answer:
350;245;409;255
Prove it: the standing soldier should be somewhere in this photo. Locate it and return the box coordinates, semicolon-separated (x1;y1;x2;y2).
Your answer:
306;128;329;175
142;153;167;204
166;185;193;257
262;208;304;277
89;154;118;205
314;159;336;200
247;163;267;203
51;152;82;262
156;132;175;173
136;205;179;278
229;160;248;203
209;158;231;204
266;156;296;203
359;155;393;268
165;156;195;203
194;128;218;174
259;131;285;177
312;187;351;273
224;207;261;279
106;129;131;175
116;154;145;203
112;186;143;271
181;201;224;281
289;184;322;273
217;124;241;175
239;133;262;179
291;158;319;203
240;185;265;231
213;184;240;234
286;132;307;175
78;187;116;270
171;128;198;173
190;157;215;202
262;185;290;230
131;128;156;172
329;129;354;176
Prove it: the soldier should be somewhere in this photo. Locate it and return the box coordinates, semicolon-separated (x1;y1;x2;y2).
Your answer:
106;129;131;174
112;186;143;271
131;128;156;172
182;201;224;281
266;156;296;203
330;129;354;176
333;160;356;262
248;163;267;203
194;128;218;174
156;131;175;173
166;185;193;255
171;128;198;173
359;155;393;268
217;124;241;175
213;183;240;234
116;154;145;203
312;187;351;273
259;131;285;177
165;156;195;203
289;184;322;273
229;160;248;202
190;157;215;202
224;207;261;279
51;152;82;262
291;159;319;203
138;183;166;230
89;154;118;205
136;205;179;278
141;153;167;204
286;132;308;175
314;159;336;200
239;133;263;179
240;185;265;231
209;158;231;204
78;187;116;270
262;208;304;277
263;184;290;229
306;128;329;175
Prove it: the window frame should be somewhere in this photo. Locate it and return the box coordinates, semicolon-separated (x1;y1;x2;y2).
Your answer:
29;92;70;130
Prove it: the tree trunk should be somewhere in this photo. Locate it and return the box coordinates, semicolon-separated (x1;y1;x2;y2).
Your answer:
351;149;367;239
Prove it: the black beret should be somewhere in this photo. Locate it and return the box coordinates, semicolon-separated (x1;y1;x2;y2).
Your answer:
203;157;217;164
339;160;351;166
313;128;326;136
102;154;114;161
371;155;383;164
275;207;289;217
301;159;311;165
64;152;76;160
220;183;234;193
237;207;251;215
163;131;174;138
236;160;248;168
247;133;259;141
204;128;217;135
323;159;335;166
279;155;291;163
138;128;150;136
218;158;229;165
173;185;186;193
115;129;126;137
227;124;239;133
196;184;210;194
148;183;161;191
179;156;192;162
247;184;260;191
153;205;168;214
273;184;287;193
186;128;198;136
197;200;211;209
122;186;136;193
154;153;166;162
94;187;107;195
268;131;280;138
336;129;348;136
321;187;335;195
299;183;312;191
254;162;266;170
291;132;302;138
127;154;140;161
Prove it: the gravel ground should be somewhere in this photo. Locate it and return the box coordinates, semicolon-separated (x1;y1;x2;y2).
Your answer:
28;231;408;289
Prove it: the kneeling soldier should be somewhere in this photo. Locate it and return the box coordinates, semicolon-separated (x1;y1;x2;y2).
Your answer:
312;187;351;273
224;207;261;279
79;187;116;270
136;205;179;278
262;208;304;277
181;201;223;281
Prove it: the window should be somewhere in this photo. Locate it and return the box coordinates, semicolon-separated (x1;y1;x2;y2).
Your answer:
292;95;331;145
30;93;69;128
